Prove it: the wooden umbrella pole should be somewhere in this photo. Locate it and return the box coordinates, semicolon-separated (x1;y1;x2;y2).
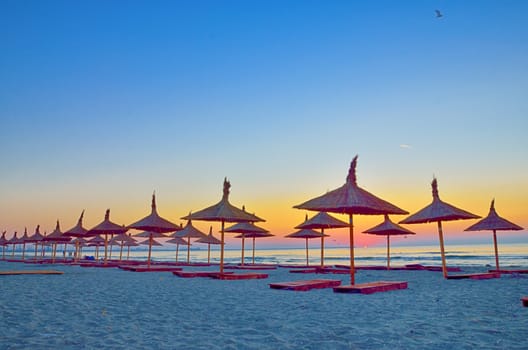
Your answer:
349;214;355;285
22;243;26;260
241;236;245;266
176;244;180;262
119;243;123;262
387;235;390;270
103;234;108;264
96;246;99;261
187;237;191;263
207;244;211;264
252;237;256;265
63;243;67;259
147;235;153;267
492;230;500;271
305;238;309;266
220;220;225;274
437;221;448;279
127;246;130;260
320;228;325;268
34;244;38;260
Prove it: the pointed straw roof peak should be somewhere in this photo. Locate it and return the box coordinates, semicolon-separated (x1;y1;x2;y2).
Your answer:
223;177;231;200
346;155;358;186
432;177;439;199
465;199;523;232
151;191;157;213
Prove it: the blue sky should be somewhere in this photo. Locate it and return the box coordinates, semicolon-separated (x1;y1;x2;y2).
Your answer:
1;1;527;247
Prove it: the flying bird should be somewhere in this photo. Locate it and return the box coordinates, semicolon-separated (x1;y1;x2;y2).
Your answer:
435;9;443;18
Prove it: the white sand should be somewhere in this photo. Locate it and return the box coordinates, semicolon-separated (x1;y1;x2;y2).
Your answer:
0;259;527;349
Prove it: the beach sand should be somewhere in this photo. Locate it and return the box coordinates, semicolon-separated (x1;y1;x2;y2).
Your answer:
1;259;527;349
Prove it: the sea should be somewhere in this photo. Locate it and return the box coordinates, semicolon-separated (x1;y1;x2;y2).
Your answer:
73;242;528;268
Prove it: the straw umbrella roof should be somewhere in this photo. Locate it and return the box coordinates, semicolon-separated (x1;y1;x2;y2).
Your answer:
134;231;168;238
128;193;180;233
8;232;18;244
465;199;523;232
400;178;480;224
225;222;269;235
173;219;208;239
364;215;416;236
64;211;89;238
285;229;327;239
233;232;274;239
20;227;30;242
71;237;88;246
44;220;71;242
166;236;189;245
294;156;408;216
182;178;264;223
196;230;223;245
139;238;162;246
26;225;46;242
295;212;348;230
0;231;7;245
86;209;128;236
87;235;106;247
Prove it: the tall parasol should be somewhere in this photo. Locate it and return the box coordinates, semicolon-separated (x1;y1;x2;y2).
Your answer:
295;212;348;267
233;231;274;265
26;225;46;260
285;228;326;266
166;235;189;263
128;193;181;267
20;227;30;260
122;234;139;261
363;214;416;269
0;231;8;259
182;178;264;274
44;220;71;262
110;230;135;262
9;232;18;258
464;199;523;271
195;226;222;264
87;235;106;261
294;156;408;284
86;209;128;264
174;218;207;264
400;178;480;278
64;210;89;261
134;231;168;265
225;221;269;266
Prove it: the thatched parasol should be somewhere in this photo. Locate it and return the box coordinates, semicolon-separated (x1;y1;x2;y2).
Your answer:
225;221;269;266
182;178;264;274
400;178;480;278
26;225;46;260
285;228;327;266
363;214;415;269
128;193;181;266
464;199;523;271
166;235;189;263
86;209;128;264
173;218;207;264
44;220;71;262
64;210;90;261
8;232;18;258
0;231;7;259
296;212;348;267
195;226;222;264
294;156;408;284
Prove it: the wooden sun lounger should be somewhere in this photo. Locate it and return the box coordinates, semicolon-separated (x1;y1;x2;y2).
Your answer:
212;272;268;280
446;272;500;280
289;268;318;274
270;279;342;291
225;265;277;270
173;271;235;278
489;269;528;274
79;262;120;268
333;281;408;294
119;265;183;272
522;297;528;307
0;270;64;275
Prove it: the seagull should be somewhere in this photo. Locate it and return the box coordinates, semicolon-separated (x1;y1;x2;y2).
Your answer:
435;9;443;18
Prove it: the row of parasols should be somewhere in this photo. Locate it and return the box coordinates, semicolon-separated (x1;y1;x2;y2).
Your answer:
1;156;524;285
